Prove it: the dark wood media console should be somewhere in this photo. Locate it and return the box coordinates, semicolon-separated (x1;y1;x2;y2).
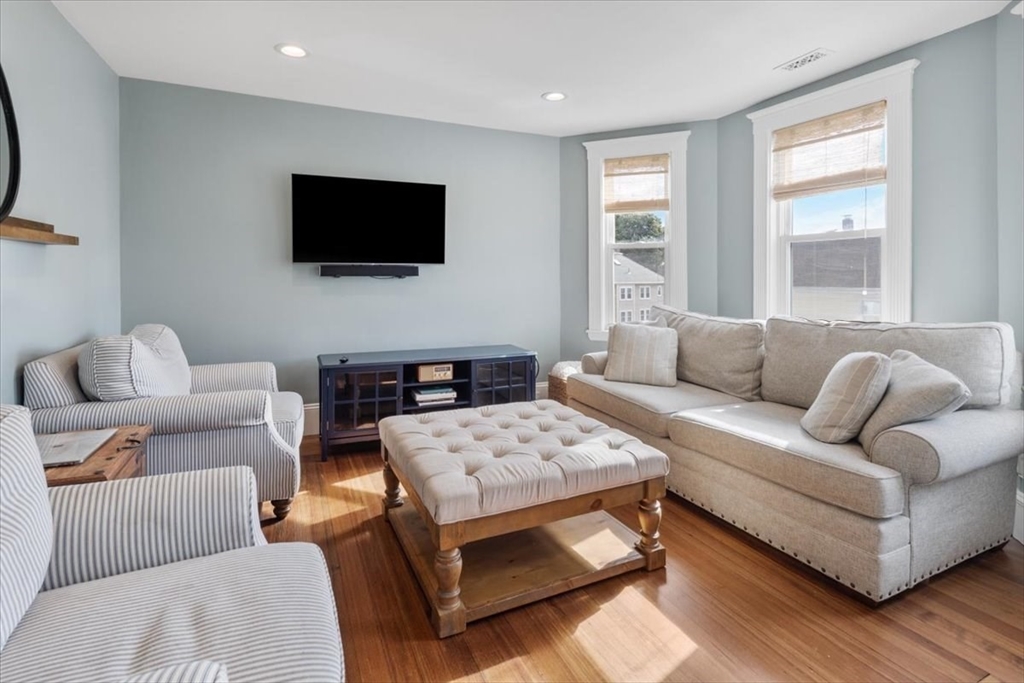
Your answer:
317;344;537;459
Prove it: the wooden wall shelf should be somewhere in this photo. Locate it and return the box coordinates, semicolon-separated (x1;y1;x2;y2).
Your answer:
0;216;79;245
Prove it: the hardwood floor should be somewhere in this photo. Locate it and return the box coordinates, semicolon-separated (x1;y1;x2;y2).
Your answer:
263;439;1024;683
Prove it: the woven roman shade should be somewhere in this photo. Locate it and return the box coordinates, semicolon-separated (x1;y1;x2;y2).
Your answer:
604;154;670;213
772;101;887;201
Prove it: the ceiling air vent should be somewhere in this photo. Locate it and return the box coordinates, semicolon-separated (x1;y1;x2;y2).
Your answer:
775;48;834;72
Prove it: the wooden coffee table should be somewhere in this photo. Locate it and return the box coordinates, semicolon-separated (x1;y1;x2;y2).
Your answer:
379;401;669;638
43;425;152;487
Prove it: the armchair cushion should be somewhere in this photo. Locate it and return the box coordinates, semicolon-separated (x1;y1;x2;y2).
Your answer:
0;407;53;651
79;325;190;402
190;362;279;393
31;391;272;437
44;467;265;591
22;344;89;410
120;661;229;683
0;544;343;683
129;324;192;394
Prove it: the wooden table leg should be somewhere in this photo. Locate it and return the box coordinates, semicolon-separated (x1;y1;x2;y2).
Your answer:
382;459;404;517
433;547;466;638
636;498;666;571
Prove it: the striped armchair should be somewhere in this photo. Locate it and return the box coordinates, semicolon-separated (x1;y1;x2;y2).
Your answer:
23;329;303;519
0;405;343;683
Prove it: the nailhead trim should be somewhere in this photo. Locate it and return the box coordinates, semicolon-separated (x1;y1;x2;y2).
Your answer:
675;493;1014;602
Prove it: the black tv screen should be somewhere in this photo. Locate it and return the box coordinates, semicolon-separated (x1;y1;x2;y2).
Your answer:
292;174;446;264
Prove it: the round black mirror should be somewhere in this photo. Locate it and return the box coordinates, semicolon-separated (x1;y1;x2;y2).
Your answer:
0;62;22;224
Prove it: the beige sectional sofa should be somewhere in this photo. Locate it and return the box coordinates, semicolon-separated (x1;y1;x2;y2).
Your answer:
568;306;1024;601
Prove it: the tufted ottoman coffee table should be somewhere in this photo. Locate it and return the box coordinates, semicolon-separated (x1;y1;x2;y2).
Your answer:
379;399;669;637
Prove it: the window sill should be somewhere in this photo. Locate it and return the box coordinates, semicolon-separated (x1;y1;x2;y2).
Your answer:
586;329;609;343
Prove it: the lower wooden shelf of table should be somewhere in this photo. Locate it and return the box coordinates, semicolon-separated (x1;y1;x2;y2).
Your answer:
387;503;647;627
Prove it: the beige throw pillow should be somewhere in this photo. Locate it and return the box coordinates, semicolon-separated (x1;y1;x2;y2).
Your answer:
857;350;972;455
800;352;892;443
604;322;678;387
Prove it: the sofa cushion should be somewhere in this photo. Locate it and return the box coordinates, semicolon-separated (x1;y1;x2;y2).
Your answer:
22;344;89;410
604;322;678;387
858;351;972;455
0;543;343;683
652;304;765;401
568;372;742;437
0;407;53;651
668;402;905;519
801;352;891;443
128;324;192;395
761;317;1015;409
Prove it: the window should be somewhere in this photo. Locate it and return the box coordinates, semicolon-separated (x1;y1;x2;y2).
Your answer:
620;310;633;323
749;60;917;323
639;308;651;322
584;132;689;341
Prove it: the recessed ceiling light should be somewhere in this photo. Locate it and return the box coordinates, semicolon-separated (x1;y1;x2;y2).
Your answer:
541;92;567;102
275;43;308;59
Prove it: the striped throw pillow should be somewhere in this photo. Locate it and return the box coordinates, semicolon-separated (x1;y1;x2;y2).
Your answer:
800;352;891;443
78;336;176;401
604;322;678;387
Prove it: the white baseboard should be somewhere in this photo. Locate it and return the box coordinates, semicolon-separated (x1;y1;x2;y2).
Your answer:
303;383;549;437
303;403;319;436
1014;490;1024;545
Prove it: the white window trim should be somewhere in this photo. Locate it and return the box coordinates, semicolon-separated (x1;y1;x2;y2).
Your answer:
748;59;918;322
584;131;689;342
638;285;651;300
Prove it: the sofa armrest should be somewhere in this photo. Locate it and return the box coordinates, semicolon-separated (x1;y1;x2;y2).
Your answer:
44;466;265;591
581;351;608;375
31;391;271;436
870;409;1024;486
120;661;229;683
191;362;278;393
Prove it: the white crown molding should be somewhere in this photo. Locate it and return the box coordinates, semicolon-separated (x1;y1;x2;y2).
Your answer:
747;59;920;122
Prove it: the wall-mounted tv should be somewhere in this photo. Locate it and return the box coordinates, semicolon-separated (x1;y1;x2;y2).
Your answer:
292;173;446;264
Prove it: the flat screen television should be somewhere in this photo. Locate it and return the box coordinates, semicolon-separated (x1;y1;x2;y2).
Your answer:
292;173;446;264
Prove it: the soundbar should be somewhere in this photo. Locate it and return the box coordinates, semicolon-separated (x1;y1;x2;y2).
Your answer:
319;264;419;278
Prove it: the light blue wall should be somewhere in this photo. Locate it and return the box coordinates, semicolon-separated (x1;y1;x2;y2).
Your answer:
0;1;120;404
997;7;1023;348
559;120;719;362
716;18;1003;325
119;80;561;402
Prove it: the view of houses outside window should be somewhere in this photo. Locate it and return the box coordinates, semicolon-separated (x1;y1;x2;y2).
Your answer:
770;100;887;322
612;211;666;324
789;185;884;321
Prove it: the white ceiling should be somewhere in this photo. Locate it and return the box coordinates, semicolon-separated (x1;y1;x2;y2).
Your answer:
54;1;1007;137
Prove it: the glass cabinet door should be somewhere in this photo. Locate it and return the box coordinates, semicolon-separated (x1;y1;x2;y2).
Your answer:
330;366;402;436
471;357;534;407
